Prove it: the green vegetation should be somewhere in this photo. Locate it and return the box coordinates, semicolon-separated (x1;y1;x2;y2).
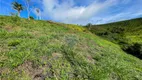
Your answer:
12;2;24;17
11;0;41;20
86;18;142;59
0;16;142;80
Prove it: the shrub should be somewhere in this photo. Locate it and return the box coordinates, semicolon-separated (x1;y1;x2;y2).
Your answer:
0;22;5;26
29;16;34;20
11;16;20;22
8;40;21;46
65;35;78;48
111;27;125;33
124;43;142;59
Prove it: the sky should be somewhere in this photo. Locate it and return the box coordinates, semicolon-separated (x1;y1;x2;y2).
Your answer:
0;0;142;25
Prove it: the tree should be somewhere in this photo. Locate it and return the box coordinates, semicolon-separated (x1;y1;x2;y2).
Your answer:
24;0;33;20
12;1;24;17
86;23;92;30
35;8;41;20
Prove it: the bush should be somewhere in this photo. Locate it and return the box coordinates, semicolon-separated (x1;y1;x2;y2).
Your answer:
11;16;20;22
124;43;142;59
65;35;78;48
111;27;125;33
29;16;34;20
8;40;21;46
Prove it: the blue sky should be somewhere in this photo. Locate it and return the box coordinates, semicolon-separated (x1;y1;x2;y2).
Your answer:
0;0;142;25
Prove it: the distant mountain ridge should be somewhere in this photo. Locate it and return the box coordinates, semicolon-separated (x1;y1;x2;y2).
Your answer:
96;18;142;26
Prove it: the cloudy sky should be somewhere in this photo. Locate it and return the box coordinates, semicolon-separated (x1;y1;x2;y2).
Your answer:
0;0;142;25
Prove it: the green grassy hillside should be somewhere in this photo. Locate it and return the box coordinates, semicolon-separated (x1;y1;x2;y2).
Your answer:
87;18;142;59
0;16;142;80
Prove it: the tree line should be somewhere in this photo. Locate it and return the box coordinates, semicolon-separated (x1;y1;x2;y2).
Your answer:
12;0;41;20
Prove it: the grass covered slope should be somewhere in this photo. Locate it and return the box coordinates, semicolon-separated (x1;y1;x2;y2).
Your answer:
87;18;142;59
0;16;142;80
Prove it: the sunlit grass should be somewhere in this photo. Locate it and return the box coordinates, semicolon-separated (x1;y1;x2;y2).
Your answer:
0;16;142;80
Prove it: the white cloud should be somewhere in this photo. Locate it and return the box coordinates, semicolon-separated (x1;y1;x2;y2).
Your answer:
91;0;142;24
41;0;142;25
91;11;142;25
42;0;116;24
